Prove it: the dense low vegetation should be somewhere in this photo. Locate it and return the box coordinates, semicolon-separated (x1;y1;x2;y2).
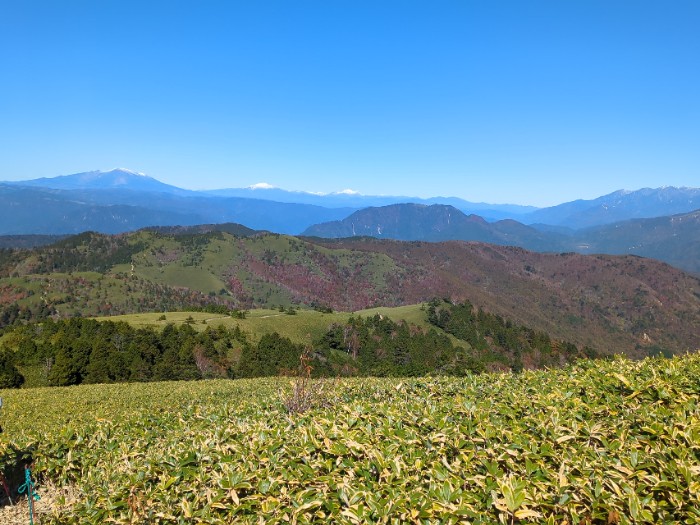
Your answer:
1;354;699;523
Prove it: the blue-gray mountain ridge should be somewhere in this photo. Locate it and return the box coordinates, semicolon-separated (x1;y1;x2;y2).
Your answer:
2;169;699;273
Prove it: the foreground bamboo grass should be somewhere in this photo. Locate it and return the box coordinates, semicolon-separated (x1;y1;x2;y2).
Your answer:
1;354;700;524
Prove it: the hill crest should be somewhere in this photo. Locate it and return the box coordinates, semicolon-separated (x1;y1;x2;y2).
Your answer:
0;230;697;356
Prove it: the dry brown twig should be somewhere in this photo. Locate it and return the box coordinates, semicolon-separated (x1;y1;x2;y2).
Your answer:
281;346;336;414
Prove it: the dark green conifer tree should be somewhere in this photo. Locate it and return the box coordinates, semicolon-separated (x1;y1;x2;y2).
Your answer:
0;350;25;388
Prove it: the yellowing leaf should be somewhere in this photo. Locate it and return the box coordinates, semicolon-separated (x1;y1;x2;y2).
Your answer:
515;508;542;519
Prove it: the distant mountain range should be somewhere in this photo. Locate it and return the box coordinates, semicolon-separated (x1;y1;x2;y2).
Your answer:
0;183;196;235
303;203;700;274
0;170;355;234
576;209;700;274
5;169;699;225
526;186;700;229
2;169;699;272
202;185;536;220
302;203;567;252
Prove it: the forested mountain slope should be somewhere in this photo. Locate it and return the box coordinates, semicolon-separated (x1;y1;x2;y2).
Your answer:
302;203;566;252
0;230;697;355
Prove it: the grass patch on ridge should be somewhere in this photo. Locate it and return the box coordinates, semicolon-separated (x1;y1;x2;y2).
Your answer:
96;303;448;346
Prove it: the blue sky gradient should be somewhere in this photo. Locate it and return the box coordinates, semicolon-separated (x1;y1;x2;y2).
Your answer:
1;1;698;206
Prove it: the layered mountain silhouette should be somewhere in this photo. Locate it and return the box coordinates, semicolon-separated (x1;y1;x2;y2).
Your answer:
577;209;700;274
2;169;699;273
0;184;196;235
7;169;700;231
202;186;536;219
1;172;355;234
302;203;568;252
302;203;700;274
526;187;700;228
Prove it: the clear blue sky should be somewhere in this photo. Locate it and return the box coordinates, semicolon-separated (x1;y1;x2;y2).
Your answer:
1;1;698;206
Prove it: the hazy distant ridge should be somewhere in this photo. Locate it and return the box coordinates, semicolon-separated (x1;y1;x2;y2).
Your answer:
302;203;566;252
303;203;700;273
525;187;700;228
3;170;700;272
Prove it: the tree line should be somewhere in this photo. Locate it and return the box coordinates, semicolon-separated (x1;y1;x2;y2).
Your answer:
425;298;597;372
0;301;598;389
2;319;243;387
0;314;474;388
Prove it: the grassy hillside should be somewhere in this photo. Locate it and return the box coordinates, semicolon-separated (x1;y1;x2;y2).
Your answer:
102;304;440;345
2;354;700;523
0;230;698;355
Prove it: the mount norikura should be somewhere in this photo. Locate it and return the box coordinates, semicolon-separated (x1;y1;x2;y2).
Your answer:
0;228;698;357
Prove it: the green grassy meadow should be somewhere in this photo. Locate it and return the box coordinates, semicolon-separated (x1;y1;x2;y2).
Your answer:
100;304;470;349
2;354;700;523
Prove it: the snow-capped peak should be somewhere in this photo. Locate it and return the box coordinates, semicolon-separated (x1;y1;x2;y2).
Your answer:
248;182;277;190
105;168;147;177
335;188;360;195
